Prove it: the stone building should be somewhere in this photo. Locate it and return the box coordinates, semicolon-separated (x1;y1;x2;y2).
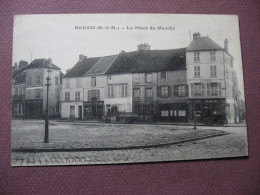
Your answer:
12;58;62;119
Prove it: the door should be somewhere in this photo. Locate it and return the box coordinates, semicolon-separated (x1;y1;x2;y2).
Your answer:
78;106;82;119
70;106;75;119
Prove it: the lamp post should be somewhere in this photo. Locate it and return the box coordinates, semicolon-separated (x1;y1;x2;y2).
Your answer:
44;68;51;143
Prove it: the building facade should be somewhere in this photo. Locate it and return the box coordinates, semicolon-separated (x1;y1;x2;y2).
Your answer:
12;58;62;119
186;33;237;124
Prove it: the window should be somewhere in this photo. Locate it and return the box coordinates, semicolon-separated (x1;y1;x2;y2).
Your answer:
91;77;96;87
27;90;31;98
210;51;216;61
122;85;128;97
15;87;18;95
210;83;222;97
161;111;169;117
88;90;100;101
65;92;70;101
108;86;113;98
177;85;186;97
194;52;200;62
55;77;59;85
75;91;80;101
191;83;205;97
161;72;166;80
35;89;41;99
133;88;140;99
210;65;217;77
178;110;186;116
194;66;200;77
36;75;41;85
146;73;152;83
145;88;153;99
161;86;169;98
27;76;32;85
65;79;71;88
133;74;140;83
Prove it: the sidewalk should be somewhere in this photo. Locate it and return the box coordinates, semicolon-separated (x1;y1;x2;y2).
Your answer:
12;121;227;153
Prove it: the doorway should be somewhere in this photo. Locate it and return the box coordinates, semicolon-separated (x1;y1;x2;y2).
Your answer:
70;106;75;119
78;106;82;119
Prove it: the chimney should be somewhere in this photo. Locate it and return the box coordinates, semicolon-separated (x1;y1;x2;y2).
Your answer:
79;54;87;61
13;62;19;71
120;50;125;54
224;38;228;51
18;60;28;69
193;32;201;39
137;43;151;51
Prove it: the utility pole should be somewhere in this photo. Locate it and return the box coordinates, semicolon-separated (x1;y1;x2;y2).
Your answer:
44;68;51;143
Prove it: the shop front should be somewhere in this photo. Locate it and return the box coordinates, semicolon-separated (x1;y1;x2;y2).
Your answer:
188;98;226;123
83;101;104;120
25;99;43;119
157;103;188;122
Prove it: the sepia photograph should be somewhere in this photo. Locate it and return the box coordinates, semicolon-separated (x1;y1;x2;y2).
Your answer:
11;14;248;166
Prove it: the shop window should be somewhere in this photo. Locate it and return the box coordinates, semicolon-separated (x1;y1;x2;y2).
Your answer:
178;110;186;116
35;89;41;99
161;110;169;117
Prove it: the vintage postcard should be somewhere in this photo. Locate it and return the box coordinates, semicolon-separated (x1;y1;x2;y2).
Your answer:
11;14;248;166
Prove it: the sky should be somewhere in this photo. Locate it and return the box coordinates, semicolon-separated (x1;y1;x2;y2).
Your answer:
13;14;245;97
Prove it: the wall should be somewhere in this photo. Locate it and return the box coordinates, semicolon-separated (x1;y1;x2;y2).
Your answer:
104;74;132;112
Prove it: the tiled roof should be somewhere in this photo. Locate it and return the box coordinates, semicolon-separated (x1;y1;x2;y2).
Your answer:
186;36;223;52
26;59;61;70
63;57;101;78
84;55;118;75
105;48;186;74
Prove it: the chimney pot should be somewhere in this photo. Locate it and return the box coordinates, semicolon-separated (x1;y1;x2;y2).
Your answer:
224;38;228;51
79;54;87;61
193;32;201;39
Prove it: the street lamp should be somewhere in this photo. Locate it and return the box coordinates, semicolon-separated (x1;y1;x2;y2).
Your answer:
44;68;51;143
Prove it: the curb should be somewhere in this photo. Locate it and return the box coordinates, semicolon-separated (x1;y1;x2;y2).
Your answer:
12;132;228;153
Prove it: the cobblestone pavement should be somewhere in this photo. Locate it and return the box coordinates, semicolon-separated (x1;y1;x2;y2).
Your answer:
11;120;248;166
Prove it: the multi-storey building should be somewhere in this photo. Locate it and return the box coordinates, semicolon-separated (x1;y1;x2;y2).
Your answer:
186;33;237;123
12;60;28;118
61;55;101;119
12;58;62;119
105;46;188;122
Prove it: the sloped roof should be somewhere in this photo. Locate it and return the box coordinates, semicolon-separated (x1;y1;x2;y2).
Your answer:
84;55;118;76
105;48;186;74
26;59;61;70
186;36;223;52
63;57;101;78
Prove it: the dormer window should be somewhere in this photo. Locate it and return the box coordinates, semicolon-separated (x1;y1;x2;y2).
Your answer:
194;52;200;62
161;72;166;80
210;51;216;61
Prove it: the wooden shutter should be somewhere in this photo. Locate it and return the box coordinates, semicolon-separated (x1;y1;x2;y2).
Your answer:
174;85;178;96
88;90;91;101
191;83;194;97
168;86;171;98
157;86;161;98
185;85;189;97
97;90;100;101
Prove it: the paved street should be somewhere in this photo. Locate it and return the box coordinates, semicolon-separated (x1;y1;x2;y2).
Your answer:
11;120;248;166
